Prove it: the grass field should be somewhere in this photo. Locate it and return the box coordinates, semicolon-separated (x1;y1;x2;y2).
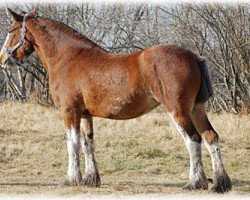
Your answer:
0;101;249;195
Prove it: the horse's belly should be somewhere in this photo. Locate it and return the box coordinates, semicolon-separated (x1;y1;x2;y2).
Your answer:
87;95;160;120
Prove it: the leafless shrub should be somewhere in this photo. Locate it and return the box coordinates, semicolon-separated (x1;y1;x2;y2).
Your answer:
0;3;249;113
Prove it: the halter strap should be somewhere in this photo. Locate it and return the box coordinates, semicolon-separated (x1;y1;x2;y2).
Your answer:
3;13;29;65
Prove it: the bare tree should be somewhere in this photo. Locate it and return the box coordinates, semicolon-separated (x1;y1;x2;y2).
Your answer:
0;3;249;113
159;3;249;112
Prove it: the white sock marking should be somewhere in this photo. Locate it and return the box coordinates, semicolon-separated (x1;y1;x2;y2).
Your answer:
66;128;81;181
80;119;98;175
204;140;225;173
169;113;206;185
81;137;97;174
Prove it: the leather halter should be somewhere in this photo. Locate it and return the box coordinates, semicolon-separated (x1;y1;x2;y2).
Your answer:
3;13;30;65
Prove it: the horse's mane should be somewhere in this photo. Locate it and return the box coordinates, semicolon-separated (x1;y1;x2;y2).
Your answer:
37;16;105;51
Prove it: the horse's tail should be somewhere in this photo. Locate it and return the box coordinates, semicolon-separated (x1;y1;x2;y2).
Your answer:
195;57;213;103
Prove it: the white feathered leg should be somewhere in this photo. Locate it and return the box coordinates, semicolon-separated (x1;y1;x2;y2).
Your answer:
80;117;101;187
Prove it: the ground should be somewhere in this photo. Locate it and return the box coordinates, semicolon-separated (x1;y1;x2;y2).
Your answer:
0;101;249;196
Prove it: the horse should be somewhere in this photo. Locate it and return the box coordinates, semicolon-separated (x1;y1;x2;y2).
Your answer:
0;8;232;193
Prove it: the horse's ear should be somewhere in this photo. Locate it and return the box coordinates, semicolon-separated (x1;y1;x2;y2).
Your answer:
6;8;23;22
30;8;38;17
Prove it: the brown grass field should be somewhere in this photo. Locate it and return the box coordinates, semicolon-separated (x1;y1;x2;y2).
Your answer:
0;101;249;195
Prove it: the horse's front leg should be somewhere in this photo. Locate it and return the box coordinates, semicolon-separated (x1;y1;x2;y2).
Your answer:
62;109;82;186
80;116;101;187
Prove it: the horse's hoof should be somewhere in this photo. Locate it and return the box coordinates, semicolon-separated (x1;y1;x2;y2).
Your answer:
211;173;232;193
182;181;208;191
60;176;83;187
60;179;71;187
82;172;101;187
182;183;196;191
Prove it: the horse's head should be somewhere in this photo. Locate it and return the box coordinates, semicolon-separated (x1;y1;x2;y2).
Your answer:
0;8;37;68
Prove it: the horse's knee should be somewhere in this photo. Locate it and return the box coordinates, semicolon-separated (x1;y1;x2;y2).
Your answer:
203;130;219;144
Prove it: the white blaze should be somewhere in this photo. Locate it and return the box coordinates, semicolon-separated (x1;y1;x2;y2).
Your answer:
0;33;10;63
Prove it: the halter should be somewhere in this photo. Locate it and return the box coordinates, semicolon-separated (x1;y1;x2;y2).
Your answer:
3;13;30;65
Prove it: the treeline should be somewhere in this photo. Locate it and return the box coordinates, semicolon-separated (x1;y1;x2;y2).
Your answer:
0;3;249;113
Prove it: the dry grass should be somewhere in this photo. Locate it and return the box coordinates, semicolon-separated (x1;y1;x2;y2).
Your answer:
0;101;249;195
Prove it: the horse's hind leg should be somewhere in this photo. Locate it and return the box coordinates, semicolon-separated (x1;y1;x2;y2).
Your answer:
80;116;101;187
191;103;232;193
169;109;208;190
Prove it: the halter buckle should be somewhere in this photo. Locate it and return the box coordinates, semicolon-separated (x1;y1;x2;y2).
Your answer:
20;27;26;35
19;39;25;45
3;45;12;54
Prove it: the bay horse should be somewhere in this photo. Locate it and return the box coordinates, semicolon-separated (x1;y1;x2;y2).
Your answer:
0;8;232;193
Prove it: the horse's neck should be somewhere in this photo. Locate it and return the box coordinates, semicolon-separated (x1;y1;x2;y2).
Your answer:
29;17;106;71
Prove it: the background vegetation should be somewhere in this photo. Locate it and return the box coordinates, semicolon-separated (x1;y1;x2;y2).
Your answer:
0;3;249;113
0;102;249;194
